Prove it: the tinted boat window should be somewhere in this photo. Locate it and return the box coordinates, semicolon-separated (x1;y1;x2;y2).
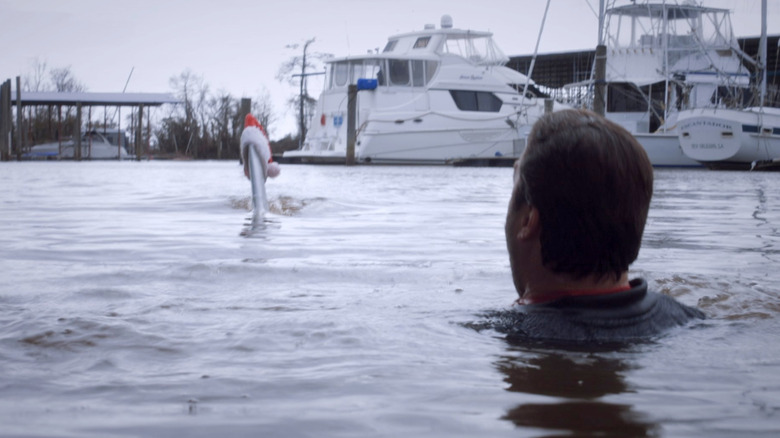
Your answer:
476;92;503;111
450;90;503;112
365;60;384;86
383;40;398;52
334;62;349;87
451;90;478;111
414;37;431;49
411;60;425;87
351;61;365;84
389;60;410;86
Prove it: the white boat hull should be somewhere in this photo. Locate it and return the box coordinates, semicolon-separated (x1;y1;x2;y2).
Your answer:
678;108;780;169
283;148;347;164
25;130;133;160
632;132;701;167
26;143;132;160
357;117;526;164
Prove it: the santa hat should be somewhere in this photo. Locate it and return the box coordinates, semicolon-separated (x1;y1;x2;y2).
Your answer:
244;113;268;138
243;114;280;178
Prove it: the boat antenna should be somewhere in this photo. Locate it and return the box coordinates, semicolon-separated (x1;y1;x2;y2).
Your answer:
123;67;135;93
521;0;552;106
111;67;135;129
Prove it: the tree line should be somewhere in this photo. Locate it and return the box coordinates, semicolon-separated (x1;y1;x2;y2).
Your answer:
155;69;281;160
14;42;330;160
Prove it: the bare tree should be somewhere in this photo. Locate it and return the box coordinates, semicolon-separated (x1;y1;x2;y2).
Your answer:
22;59;50;143
18;62;86;145
154;70;281;159
50;66;86;92
251;87;276;134
168;69;206;157
276;38;331;145
208;89;233;159
23;58;49;92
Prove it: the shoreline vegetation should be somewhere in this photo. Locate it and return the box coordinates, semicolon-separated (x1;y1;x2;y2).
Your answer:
8;59;317;161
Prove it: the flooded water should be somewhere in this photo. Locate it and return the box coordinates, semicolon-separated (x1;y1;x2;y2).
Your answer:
1;161;779;437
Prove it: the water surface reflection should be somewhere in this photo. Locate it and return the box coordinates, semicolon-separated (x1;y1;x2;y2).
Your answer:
2;163;780;437
498;345;659;437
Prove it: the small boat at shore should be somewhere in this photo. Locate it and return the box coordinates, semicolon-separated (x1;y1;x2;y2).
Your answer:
25;129;133;160
284;15;556;165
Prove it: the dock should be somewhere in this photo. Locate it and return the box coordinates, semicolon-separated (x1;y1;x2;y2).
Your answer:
449;157;517;167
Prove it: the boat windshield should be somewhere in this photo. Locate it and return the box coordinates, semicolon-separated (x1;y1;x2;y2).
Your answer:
441;33;508;66
605;4;735;59
328;59;439;89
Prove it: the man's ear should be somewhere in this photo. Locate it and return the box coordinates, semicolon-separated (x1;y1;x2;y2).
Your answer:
513;160;521;185
517;205;540;240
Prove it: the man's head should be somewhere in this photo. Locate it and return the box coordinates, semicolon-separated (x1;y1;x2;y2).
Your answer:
506;109;653;294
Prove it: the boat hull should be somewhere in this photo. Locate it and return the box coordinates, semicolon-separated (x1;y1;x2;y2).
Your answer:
632;132;701;167
357;121;525;165
281;150;349;164
26;137;133;160
678;108;780;169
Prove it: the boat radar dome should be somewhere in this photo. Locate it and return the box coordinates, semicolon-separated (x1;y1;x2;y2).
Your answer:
441;15;453;29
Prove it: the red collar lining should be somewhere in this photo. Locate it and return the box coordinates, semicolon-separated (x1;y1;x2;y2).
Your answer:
514;285;632;306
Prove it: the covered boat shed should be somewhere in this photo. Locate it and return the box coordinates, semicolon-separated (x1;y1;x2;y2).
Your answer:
0;77;179;161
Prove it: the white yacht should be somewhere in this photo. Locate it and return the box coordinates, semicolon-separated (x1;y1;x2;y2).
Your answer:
564;1;750;167
284;15;555;165
26;129;133;160
677;0;779;170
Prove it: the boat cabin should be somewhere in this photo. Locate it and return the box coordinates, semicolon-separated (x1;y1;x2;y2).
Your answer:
328;57;440;89
324;15;509;92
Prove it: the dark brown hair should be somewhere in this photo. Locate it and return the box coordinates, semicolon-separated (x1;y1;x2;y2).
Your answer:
515;109;653;279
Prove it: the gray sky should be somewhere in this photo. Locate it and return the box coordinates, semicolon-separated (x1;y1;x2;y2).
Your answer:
1;0;777;139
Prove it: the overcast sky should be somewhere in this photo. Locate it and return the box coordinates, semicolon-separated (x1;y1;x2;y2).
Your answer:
1;0;777;139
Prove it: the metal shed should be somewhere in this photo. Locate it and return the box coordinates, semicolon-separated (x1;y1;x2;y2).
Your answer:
0;78;178;161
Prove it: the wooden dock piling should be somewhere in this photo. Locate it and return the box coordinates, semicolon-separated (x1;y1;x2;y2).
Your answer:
15;77;21;160
0;79;11;161
346;84;357;166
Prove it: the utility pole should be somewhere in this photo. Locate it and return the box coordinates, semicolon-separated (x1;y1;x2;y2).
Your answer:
298;38;314;148
593;0;607;116
346;85;357;165
0;79;10;161
16;76;22;160
289;38;325;150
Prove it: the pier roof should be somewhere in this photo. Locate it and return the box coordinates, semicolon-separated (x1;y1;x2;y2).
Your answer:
17;91;179;107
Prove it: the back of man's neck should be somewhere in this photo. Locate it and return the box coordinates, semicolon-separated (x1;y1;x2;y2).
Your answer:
518;272;630;305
